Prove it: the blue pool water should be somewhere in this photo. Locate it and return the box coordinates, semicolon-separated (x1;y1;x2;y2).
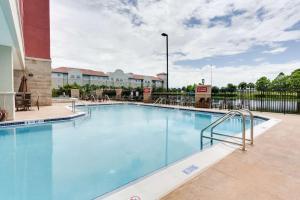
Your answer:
0;104;265;200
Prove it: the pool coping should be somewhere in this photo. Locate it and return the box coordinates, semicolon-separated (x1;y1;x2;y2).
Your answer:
0;102;280;200
0;112;86;128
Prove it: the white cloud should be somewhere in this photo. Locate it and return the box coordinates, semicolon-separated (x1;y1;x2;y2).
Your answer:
50;0;300;86
254;57;265;62
170;61;300;87
263;47;287;54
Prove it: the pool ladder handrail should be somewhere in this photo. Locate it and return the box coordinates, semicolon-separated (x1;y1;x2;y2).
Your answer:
200;109;254;151
154;97;166;105
153;98;161;104
104;95;111;101
240;108;254;144
70;98;79;113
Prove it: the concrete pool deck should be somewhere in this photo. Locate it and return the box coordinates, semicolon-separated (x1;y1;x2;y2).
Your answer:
9;102;300;200
15;103;74;121
14;101;117;121
162;112;300;200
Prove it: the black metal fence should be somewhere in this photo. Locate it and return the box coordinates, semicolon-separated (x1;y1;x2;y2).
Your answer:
152;92;195;107
212;89;300;114
152;89;300;114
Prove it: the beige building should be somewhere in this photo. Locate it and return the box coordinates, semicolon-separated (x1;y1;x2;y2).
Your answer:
52;67;167;89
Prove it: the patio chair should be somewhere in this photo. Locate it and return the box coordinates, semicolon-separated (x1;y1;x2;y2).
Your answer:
15;92;31;111
90;95;96;102
0;109;7;122
15;93;24;111
24;93;31;110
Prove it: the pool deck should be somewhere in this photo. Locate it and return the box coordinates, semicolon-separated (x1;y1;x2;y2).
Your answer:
14;101;116;121
10;102;300;200
162;112;300;200
15;103;74;121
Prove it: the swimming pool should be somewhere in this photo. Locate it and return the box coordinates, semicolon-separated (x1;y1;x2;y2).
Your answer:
0;104;266;200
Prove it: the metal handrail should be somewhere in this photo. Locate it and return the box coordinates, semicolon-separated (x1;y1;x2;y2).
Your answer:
201;110;247;151
200;111;237;148
240;108;254;145
104;95;111;101
154;97;166;105
70;98;77;113
201;110;239;134
154;97;162;104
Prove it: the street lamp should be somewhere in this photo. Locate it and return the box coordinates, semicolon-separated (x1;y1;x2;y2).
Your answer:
161;33;169;92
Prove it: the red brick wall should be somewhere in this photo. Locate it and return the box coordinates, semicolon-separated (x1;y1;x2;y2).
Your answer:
23;0;50;59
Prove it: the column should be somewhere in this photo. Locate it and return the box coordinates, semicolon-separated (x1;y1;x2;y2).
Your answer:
143;87;152;103
0;45;15;120
195;85;212;108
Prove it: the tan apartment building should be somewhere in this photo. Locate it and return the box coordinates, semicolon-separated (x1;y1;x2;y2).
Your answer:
52;67;167;89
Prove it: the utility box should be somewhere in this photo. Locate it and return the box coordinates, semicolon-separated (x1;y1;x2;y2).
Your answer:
195;85;212;108
143;87;152;103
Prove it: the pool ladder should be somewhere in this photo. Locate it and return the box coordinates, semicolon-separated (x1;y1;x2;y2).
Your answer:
200;109;254;151
104;95;111;101
154;97;166;105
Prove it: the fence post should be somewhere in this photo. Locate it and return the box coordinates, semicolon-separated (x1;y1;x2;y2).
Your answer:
284;91;286;114
260;91;263;112
297;91;300;114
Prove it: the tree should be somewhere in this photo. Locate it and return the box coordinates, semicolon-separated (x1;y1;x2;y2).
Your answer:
290;69;300;90
226;83;237;93
271;72;290;91
256;76;270;91
212;86;220;94
220;87;227;93
291;69;300;75
238;82;247;90
289;68;300;113
186;84;196;92
247;82;255;89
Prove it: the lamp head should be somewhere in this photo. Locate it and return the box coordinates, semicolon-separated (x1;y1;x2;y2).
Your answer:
161;33;168;37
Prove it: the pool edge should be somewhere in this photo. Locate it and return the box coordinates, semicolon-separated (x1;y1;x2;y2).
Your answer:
0;112;86;127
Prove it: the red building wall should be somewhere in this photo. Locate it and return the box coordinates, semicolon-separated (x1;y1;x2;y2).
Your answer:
23;0;50;59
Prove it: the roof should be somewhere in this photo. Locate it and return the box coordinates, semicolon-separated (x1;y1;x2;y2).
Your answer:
131;74;144;80
157;72;167;76
52;67;108;77
149;76;162;81
129;73;162;81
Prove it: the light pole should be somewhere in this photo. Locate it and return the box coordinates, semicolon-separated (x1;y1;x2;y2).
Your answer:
161;33;169;92
210;65;212;86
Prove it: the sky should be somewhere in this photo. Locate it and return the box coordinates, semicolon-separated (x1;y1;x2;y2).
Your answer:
50;0;300;87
